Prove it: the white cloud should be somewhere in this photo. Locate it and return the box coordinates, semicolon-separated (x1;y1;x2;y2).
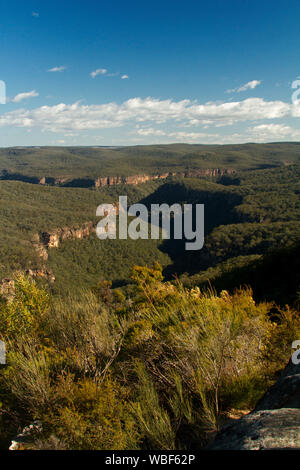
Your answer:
48;66;67;72
249;123;300;140
211;123;300;145
237;80;262;92
137;128;166;136
134;123;300;145
136;128;220;142
90;68;108;78
32;11;39;17
227;80;262;93
91;68;128;79
168;131;219;140
11;90;39;103
0;96;295;133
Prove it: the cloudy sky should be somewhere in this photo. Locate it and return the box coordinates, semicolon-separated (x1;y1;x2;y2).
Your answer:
1;0;300;146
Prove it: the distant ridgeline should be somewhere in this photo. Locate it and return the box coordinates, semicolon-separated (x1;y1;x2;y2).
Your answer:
0;144;300;297
0;142;300;188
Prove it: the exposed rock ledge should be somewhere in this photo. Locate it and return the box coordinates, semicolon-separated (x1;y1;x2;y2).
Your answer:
40;221;96;249
1;168;235;187
208;359;300;450
0;268;55;298
33;204;119;252
95;169;235;188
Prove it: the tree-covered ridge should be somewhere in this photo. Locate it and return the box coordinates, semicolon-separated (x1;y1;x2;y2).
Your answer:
0;179;163;279
0;163;299;293
1;142;300;180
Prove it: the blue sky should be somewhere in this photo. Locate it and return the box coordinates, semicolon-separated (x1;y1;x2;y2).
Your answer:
0;0;300;146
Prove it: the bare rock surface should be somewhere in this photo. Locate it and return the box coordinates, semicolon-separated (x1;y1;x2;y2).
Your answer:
209;408;300;450
255;360;300;411
208;360;300;450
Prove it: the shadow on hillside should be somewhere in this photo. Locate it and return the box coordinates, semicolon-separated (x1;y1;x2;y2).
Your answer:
138;182;243;277
0;171;41;184
0;171;96;188
190;243;300;307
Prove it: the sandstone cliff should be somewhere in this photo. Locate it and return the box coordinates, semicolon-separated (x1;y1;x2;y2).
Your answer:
1;167;236;188
94;169;235;188
40;221;95;249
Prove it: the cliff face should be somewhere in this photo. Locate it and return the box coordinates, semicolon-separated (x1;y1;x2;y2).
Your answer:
182;168;235;178
94;169;235;188
32;202;119;256
94;173;171;187
39;221;96;249
1;167;236;187
32;168;236;254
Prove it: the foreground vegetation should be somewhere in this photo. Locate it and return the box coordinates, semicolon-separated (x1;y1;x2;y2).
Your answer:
0;265;299;450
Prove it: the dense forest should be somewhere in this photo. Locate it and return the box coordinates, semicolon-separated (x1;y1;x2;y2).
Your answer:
1;142;300;182
0;144;299;449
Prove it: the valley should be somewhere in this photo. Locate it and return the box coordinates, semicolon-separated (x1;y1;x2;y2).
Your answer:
0;143;299;450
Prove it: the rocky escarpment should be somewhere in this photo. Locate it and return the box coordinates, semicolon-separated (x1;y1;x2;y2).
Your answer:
40;221;96;249
94;172;173;187
33;204;119;252
208;359;300;450
1;168;236;188
95;169;235;188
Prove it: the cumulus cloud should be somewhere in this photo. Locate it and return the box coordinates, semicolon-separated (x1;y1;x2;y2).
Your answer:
0;96;295;133
213;123;300;145
91;68;129;79
166;124;300;145
249;123;300;140
48;66;67;72
90;68;108;78
136;128;219;141
227;80;262;93
137;128;166;136
11;90;39;103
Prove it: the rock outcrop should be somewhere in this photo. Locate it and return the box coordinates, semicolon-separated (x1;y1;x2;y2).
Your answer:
255;359;300;410
9;421;42;451
94;169;235;188
40;221;95;249
0;278;15;297
94;172;172;187
0;268;55;299
36;204;119;251
209;409;300;450
208;359;300;450
24;268;55;284
31;233;49;260
1;166;236;188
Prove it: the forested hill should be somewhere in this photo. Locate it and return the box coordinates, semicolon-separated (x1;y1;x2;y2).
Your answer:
0;160;299;300
0;142;300;187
